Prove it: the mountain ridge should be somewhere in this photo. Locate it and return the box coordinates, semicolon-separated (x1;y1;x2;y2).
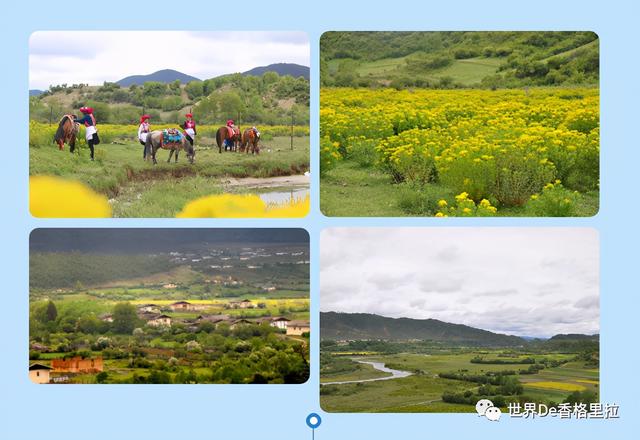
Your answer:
116;69;201;86
320;311;525;346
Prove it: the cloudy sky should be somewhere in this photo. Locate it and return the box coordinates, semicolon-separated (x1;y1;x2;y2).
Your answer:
321;228;599;338
29;31;309;89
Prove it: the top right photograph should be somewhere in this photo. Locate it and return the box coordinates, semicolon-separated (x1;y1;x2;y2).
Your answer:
320;31;599;217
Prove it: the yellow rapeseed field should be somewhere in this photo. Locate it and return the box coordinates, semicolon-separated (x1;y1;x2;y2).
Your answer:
524;381;587;392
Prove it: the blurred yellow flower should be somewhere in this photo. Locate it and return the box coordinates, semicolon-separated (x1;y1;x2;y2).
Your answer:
177;194;309;218
30;176;111;218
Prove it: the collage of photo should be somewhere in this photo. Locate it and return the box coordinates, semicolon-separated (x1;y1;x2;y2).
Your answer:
29;30;599;414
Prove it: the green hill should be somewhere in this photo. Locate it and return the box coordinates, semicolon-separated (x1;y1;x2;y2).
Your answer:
320;312;525;347
29;70;309;126
320;31;599;88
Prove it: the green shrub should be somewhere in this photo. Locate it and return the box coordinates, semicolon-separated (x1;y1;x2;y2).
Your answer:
525;181;580;216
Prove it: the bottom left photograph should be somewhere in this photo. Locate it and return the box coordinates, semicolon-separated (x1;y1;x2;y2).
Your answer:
28;228;310;384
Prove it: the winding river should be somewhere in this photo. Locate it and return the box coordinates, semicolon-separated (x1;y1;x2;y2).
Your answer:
322;360;413;385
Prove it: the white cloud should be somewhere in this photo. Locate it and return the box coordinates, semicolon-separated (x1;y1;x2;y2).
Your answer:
29;31;309;89
320;228;599;338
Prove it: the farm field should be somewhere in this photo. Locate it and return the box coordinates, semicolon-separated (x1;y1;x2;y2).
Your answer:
29;122;309;217
29;232;310;384
320;87;599;217
320;349;599;413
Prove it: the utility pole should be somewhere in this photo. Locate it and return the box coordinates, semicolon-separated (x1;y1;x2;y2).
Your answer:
290;110;294;151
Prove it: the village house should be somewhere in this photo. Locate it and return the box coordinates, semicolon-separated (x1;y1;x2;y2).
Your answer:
168;301;208;312
51;356;104;373
286;321;310;336
29;364;52;384
269;317;290;330
169;301;191;311
228;299;256;309
229;318;252;329
195;314;230;324
140;313;172;327
163;283;178;289
137;304;159;313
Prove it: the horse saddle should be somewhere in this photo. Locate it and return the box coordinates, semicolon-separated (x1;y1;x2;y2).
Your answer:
162;129;183;146
227;127;239;138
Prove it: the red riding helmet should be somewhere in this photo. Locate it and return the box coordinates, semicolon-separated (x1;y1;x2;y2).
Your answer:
79;106;93;114
226;119;234;126
185;113;193;118
140;114;150;123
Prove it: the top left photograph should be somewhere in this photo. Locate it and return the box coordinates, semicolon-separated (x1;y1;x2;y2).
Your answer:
29;31;310;218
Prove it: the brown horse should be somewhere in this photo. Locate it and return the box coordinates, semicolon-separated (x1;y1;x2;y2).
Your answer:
215;126;241;153
53;115;79;152
240;127;260;154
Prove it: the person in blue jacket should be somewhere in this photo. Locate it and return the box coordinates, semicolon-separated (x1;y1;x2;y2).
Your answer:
73;106;100;160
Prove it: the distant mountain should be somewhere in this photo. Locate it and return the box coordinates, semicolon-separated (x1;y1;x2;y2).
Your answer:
116;69;200;87
548;333;599;341
243;63;309;80
29;89;44;96
321;312;525;347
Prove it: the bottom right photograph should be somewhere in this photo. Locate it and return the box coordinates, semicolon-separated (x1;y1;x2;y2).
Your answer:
320;227;599;413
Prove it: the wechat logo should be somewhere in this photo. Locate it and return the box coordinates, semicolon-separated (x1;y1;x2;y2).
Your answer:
476;399;501;421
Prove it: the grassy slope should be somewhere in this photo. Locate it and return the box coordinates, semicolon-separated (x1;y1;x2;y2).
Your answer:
331;56;503;86
30;135;309;217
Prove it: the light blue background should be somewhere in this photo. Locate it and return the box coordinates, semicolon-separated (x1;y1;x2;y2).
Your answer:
2;0;639;438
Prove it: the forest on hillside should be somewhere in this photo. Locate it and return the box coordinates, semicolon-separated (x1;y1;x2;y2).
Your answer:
30;71;309;125
320;31;599;88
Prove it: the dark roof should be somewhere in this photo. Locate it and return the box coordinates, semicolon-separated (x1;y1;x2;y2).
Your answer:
172;301;191;305
29;363;53;371
288;320;310;327
271;317;290;322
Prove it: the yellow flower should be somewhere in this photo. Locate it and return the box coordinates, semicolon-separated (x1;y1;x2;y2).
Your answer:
30;176;111;218
177;194;309;218
435;212;447;217
530;194;539;200
437;199;448;207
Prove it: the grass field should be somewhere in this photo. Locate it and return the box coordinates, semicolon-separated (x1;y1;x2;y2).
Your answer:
320;351;599;413
30;126;309;217
329;56;503;86
321;161;599;217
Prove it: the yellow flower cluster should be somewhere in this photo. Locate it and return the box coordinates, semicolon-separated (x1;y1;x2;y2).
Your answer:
436;192;497;217
30;176;112;218
30;175;309;218
177;194;310;218
321;87;599;206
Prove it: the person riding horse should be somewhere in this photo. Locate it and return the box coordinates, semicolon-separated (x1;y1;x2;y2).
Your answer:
73;106;100;161
138;114;151;159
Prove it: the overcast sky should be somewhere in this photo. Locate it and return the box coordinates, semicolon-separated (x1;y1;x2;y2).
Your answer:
321;228;599;338
29;31;309;89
